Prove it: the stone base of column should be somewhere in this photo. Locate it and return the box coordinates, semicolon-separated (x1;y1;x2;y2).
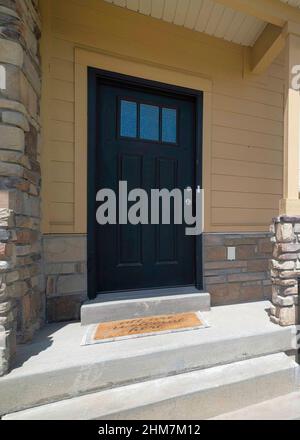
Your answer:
0;329;16;377
270;216;300;326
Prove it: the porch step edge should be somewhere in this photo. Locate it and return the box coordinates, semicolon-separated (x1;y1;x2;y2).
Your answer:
0;325;293;416
3;353;298;420
211;391;300;420
81;288;211;325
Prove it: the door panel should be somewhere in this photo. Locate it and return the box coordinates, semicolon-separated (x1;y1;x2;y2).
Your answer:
93;78;197;293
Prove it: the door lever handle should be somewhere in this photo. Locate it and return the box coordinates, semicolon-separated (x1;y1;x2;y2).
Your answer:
185;186;192;205
185;186;201;192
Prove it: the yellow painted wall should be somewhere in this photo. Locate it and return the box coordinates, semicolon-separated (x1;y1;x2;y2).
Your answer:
41;0;284;233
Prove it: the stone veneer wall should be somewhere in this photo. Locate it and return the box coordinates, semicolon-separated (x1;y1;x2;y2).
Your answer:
203;233;273;306
0;0;42;376
42;232;273;323
270;217;299;326
43;235;87;322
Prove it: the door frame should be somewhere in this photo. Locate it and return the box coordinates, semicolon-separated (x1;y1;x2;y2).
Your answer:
88;67;203;299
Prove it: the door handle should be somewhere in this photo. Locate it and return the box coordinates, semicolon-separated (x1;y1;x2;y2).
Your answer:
185;186;201;192
185;186;192;205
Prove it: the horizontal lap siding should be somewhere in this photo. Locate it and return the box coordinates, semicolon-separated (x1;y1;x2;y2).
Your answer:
44;0;284;233
211;57;284;229
47;33;75;229
212;175;282;195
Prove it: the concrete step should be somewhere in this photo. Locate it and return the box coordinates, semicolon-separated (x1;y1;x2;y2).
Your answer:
3;353;298;420
81;287;211;325
211;391;300;420
0;301;293;416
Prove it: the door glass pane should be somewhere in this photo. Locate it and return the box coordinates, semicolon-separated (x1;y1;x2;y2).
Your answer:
120;100;137;138
140;104;159;141
162;108;177;143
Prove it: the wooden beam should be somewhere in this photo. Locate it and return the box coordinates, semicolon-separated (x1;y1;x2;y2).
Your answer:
250;24;286;75
214;0;300;27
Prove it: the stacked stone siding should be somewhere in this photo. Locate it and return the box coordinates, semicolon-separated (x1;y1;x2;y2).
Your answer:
41;233;274;323
204;233;272;306
43;235;87;322
270;217;300;326
0;0;42;376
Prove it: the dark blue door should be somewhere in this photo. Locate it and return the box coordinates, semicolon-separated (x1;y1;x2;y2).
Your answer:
94;78;197;293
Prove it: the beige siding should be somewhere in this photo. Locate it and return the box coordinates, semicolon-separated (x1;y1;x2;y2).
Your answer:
42;0;284;233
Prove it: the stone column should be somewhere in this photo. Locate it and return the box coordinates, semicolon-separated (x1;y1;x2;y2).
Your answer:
0;0;43;376
270;27;300;327
270;217;299;326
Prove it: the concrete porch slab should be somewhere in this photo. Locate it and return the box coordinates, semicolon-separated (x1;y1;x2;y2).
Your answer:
0;301;294;416
81;287;211;325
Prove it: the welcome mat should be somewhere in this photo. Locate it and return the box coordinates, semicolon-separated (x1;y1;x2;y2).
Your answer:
82;311;208;345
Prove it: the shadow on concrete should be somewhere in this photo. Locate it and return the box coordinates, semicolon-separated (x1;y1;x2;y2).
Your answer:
297;283;300;365
11;323;69;370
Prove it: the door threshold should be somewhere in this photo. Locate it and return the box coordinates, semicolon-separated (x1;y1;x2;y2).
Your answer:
94;286;204;302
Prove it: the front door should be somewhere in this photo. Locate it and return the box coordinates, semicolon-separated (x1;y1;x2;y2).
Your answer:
89;71;201;295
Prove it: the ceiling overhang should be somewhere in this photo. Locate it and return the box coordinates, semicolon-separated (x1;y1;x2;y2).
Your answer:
105;0;268;46
104;0;300;74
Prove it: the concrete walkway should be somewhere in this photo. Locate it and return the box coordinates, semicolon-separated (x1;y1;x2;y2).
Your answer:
0;301;295;416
